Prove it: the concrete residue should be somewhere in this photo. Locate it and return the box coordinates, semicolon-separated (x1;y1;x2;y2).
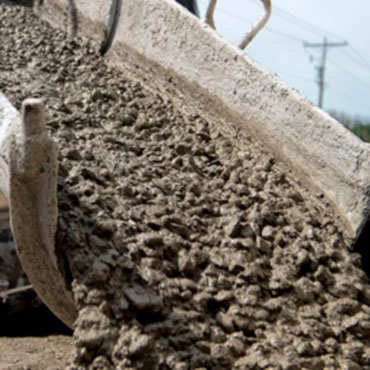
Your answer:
1;4;370;370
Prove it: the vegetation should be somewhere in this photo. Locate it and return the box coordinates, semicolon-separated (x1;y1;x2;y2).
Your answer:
329;110;370;142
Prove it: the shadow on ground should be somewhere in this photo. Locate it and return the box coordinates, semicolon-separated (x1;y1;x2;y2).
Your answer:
354;217;370;279
0;303;72;337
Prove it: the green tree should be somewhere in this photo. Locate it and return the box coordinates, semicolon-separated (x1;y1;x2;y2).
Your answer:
328;110;370;143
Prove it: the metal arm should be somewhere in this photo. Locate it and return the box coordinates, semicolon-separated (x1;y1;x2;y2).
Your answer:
205;0;271;49
205;0;217;30
239;0;271;49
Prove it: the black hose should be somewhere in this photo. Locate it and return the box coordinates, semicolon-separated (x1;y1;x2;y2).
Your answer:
175;0;199;16
101;0;121;55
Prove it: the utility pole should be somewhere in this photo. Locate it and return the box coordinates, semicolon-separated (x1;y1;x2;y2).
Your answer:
304;38;347;108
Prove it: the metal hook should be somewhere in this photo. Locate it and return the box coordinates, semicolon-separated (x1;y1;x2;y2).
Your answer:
205;0;271;49
205;0;217;30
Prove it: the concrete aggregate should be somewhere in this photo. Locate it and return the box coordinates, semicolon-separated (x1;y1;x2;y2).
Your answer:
1;4;370;369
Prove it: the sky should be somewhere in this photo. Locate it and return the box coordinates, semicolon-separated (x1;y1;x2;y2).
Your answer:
196;0;370;120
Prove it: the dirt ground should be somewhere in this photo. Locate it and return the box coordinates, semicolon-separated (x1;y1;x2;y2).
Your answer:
0;297;73;369
0;336;73;370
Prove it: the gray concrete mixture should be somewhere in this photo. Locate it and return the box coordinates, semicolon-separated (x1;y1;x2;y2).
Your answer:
1;4;370;370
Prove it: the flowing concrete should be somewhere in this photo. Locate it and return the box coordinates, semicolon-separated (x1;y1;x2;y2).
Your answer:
38;0;370;239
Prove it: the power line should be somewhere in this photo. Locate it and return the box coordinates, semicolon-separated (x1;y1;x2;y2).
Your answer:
304;38;348;108
198;0;356;49
199;0;370;71
198;0;303;43
209;1;370;78
339;49;370;72
263;64;314;84
246;0;346;42
262;25;303;43
197;0;254;23
197;0;369;114
327;88;370;113
327;57;370;93
348;46;370;70
245;0;370;76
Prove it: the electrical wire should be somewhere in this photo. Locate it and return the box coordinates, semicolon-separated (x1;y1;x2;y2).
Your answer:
339;49;370;72
263;64;315;85
198;0;303;43
197;0;369;115
327;88;370;113
327;57;370;93
348;46;370;70
247;0;370;76
266;69;370;114
246;0;346;42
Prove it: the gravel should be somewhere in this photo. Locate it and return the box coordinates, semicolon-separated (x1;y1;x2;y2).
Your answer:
1;4;370;370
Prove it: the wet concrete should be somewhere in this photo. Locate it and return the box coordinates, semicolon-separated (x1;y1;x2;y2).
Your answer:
1;3;370;369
